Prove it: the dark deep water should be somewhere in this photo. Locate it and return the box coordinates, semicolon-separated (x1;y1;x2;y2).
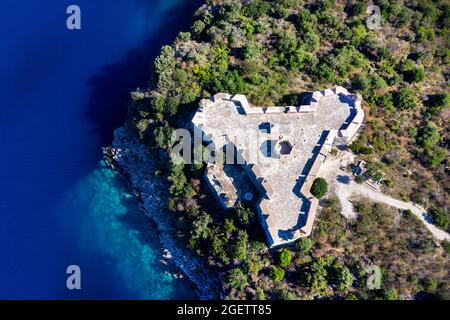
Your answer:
0;0;200;299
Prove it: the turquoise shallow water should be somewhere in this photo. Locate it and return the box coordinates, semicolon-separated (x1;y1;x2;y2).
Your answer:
60;161;196;299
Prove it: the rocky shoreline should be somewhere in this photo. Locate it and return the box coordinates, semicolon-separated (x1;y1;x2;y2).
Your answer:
103;124;220;300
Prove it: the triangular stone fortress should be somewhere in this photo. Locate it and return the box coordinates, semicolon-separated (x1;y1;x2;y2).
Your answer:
191;86;364;247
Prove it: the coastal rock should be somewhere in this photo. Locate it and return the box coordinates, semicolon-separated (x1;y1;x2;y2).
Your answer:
104;124;220;299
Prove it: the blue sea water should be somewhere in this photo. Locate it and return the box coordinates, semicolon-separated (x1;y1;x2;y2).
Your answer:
0;0;199;299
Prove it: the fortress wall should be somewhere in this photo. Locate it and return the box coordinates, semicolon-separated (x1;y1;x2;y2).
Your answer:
264;107;285;114
195;87;365;247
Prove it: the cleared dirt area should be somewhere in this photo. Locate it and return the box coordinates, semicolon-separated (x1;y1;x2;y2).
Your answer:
318;151;450;241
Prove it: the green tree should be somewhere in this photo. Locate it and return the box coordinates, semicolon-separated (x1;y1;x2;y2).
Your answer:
168;161;194;198
311;178;328;199
191;20;206;37
227;268;249;291
416;25;435;43
336;266;353;292
351;23;367;46
278;248;293;268
296;237;313;253
231;230;249;260
154;45;177;90
355;175;365;184
211;236;230;264
384;288;398;300
426;146;447;167
306;257;331;296
244;42;262;60
417;122;441;149
191;212;213;240
442;240;450;254
256;288;266;300
269;266;285;282
235;203;254;225
429;207;449;230
410;66;425;83
277;31;297;54
351;1;367;16
395;88;417;110
154;122;173;149
424;278;438;291
425;92;450;115
224;218;237;233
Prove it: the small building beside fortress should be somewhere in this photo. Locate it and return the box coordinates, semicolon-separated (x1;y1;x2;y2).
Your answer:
191;87;364;247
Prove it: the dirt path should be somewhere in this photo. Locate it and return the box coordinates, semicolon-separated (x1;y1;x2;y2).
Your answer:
318;152;450;241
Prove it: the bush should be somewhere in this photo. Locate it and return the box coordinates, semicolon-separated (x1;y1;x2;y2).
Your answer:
227;268;249;291
442;240;450;254
351;1;367;16
416;25;435;43
395;88;417;110
384;288;399;300
235;203;254;225
424;278;438;291
425;92;450;115
426;147;447;167
168;161;194;198
278;249;293;268
256;288;266;300
355;175;365;184
269;266;285;282
305;257;331;296
410;66;425;83
231;230;249;260
349;141;372;155
336;266;353;292
297;237;313;253
311;178;328;199
429;207;449;230
244;42;263;60
417;122;441;149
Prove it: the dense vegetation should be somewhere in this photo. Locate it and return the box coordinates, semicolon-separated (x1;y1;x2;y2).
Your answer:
126;0;450;299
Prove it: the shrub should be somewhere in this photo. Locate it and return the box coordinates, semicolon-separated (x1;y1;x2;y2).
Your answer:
417;122;441;149
305;257;331;296
402;63;425;83
416;25;435;43
384;288;399;300
168;161;194;198
278;249;293;268
426;147;447;167
425;92;450;115
442;240;450;254
244;42;263;60
351;1;367;16
231;230;249;260
270;266;285;282
395;88;417;110
227;268;249;291
349;141;372;155
311;178;328;199
429;207;449;230
355;175;365;184
297;237;313;253
211;236;230;264
235;203;254;225
256;288;266;300
336;266;353;292
424;278;438;291
410;66;425;83
351;23;367;46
